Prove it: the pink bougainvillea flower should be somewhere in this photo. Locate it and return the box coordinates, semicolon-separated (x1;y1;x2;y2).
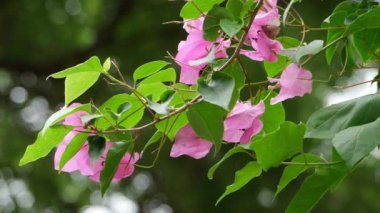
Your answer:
240;0;282;62
170;125;213;159
90;143;139;183
54;104;139;182
170;102;265;159
175;17;230;85
223;101;265;143
269;63;313;105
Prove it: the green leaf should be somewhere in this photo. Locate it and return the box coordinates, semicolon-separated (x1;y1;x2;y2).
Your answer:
80;114;104;124
64;71;101;105
220;18;243;37
96;94;144;130
216;162;262;205
333;117;380;168
222;60;245;109
286;151;347;213
322;11;347;64
100;139;133;195
180;0;225;19
264;37;300;77
88;136;106;166
275;154;320;197
147;91;175;115
208;146;246;180
198;72;235;110
305;93;380;139
187;102;227;152
133;60;170;82
281;40;324;64
137;82;169;102
226;0;243;18
353;28;380;63
345;6;380;35
49;56;103;78
251;122;305;171
141;131;163;156
19;126;73;166
155;111;188;140
203;5;233;41
59;132;89;170
103;57;111;73
139;68;176;85
259;91;285;134
41;103;91;136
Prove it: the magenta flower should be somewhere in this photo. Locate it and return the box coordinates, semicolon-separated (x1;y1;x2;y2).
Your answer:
170;125;213;159
240;0;282;62
269;63;313;105
54;105;139;182
175;17;230;84
223;101;265;143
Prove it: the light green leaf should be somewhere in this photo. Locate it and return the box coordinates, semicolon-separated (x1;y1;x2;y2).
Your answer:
59;132;89;170
251;122;305;171
133;60;170;82
147;92;175;115
198;72;235;110
305;93;380;139
136;82;169;102
333;117;380;168
20;126;73;166
208;146;246;180
187;102;226;152
275;154;320;196
41;103;91;136
259;91;285;134
96;94;144;130
139;68;176;85
216;162;262;205
103;57;111;73
180;0;225;19
80;114;104;124
49;56;103;78
100;139;133;195
155;111;188;140
64;71;101;105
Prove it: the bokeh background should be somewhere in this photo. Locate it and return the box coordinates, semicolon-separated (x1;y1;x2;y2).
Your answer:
1;0;380;212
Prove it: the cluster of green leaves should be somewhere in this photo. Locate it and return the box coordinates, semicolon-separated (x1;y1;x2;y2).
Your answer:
323;0;380;69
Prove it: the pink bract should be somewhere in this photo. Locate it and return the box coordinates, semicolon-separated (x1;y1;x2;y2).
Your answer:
170;125;213;159
175;17;230;85
223;101;265;143
269;63;313;105
54;104;139;182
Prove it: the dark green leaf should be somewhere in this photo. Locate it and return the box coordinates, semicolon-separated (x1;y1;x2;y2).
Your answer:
286;151;347;213
198;72;235;110
187;102;227;152
88;136;106;166
251;122;305;171
333;117;380;168
208;146;247;180
275;154;320;196
100;139;133;195
353;28;380;63
20;126;73;166
305;93;380;139
220;18;243;37
141;131;163;156
216;162;262;205
345;7;380;34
